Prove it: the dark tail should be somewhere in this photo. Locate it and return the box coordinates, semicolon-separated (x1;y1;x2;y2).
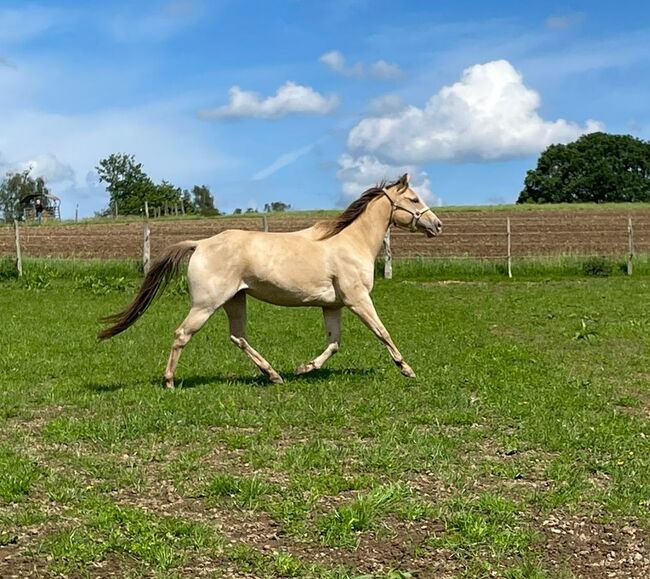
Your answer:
98;241;198;340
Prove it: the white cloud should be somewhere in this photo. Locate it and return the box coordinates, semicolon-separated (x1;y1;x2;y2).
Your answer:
347;60;603;164
199;82;339;120
319;50;402;80
14;153;75;185
367;94;408;115
336;153;440;205
0;101;237;218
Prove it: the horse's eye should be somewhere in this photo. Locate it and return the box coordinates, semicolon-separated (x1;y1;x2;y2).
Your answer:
409;197;418;203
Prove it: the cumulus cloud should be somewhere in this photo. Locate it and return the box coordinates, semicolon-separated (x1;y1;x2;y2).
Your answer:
199;82;339;120
13;153;76;185
337;153;440;205
319;50;402;80
347;59;603;164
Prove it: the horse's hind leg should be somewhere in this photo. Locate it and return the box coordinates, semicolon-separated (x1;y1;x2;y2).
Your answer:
224;291;284;384
295;307;341;375
163;306;214;389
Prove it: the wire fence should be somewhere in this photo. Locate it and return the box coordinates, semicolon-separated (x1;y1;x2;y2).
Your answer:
3;209;650;277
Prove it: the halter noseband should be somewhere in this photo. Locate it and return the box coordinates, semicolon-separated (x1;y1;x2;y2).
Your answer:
381;188;431;232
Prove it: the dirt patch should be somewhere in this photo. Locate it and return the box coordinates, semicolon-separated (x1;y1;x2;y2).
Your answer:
540;514;649;578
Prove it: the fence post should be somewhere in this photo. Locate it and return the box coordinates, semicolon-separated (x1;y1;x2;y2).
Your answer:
627;216;634;276
75;204;79;223
114;201;118;219
180;198;185;215
13;220;23;277
506;217;512;279
262;215;268;232
383;228;392;279
143;201;151;275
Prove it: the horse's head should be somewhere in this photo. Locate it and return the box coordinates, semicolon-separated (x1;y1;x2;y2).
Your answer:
384;174;442;237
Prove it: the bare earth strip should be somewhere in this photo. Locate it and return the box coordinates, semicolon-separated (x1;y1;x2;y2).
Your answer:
4;208;650;260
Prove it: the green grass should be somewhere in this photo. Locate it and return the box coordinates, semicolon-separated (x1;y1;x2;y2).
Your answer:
0;260;649;577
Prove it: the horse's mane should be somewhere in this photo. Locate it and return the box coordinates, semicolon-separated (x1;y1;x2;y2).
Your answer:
318;178;400;240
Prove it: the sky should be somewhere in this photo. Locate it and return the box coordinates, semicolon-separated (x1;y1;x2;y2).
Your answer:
1;0;649;218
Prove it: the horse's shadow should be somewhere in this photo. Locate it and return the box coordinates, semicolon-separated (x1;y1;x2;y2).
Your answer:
83;367;377;393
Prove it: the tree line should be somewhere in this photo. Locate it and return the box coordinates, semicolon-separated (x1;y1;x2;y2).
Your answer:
0;153;292;222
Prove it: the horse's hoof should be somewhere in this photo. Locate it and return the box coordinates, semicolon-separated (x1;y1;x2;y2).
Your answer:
295;362;315;375
164;380;175;389
269;373;284;385
400;365;416;378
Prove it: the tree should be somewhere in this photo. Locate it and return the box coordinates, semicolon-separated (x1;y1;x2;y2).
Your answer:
518;133;650;204
263;201;291;212
191;185;219;216
233;208;242;215
0;168;50;222
96;153;157;215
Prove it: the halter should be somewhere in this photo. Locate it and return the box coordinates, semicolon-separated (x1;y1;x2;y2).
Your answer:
381;188;432;232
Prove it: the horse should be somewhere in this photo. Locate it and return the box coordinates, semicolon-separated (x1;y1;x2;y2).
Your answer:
98;173;442;388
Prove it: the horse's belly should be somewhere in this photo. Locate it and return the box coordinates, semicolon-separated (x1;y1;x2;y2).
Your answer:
246;282;338;307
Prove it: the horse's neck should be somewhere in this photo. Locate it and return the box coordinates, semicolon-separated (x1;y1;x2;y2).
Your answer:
340;196;391;259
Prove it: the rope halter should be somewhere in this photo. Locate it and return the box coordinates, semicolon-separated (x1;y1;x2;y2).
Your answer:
381;188;432;232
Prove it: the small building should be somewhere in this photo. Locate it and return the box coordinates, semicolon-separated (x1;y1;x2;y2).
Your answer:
20;193;61;222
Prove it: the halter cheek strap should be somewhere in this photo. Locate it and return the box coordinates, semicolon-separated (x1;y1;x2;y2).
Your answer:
382;188;432;232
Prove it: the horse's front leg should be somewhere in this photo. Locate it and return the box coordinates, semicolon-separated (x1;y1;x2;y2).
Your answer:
346;293;416;378
224;291;284;384
295;307;341;375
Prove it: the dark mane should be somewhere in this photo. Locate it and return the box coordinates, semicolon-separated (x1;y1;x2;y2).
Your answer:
318;178;399;240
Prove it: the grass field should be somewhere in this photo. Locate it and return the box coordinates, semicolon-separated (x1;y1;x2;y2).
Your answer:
1;261;649;578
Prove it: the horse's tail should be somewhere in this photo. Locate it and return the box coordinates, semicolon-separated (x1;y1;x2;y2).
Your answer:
98;240;198;340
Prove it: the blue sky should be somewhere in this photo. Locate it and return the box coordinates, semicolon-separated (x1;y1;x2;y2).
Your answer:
1;0;649;218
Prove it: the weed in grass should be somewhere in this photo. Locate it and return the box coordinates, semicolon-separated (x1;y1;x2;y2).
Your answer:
204;473;273;510
431;493;536;566
318;483;412;548
0;447;42;503
573;318;598;341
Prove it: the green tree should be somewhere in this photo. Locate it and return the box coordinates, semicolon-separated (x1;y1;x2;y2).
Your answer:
0;169;50;222
96;153;157;215
518;133;650;204
191;185;219;215
263;201;291;212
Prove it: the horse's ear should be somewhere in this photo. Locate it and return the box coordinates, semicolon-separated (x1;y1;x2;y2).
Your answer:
398;173;409;187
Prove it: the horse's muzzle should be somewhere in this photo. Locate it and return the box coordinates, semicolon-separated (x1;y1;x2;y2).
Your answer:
425;218;443;238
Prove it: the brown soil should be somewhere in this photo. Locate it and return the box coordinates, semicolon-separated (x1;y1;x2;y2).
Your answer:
3;209;650;260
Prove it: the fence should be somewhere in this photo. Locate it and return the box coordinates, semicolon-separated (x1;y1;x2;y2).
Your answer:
3;208;650;277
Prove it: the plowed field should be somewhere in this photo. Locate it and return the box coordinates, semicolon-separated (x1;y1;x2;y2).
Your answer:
3;208;650;260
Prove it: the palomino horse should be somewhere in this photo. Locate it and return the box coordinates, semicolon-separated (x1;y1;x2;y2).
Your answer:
98;174;442;388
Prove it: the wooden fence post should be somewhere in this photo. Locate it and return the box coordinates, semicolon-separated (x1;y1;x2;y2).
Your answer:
180;198;185;215
627;216;634;276
262;215;269;232
506;217;512;279
143;201;151;275
14;220;23;277
75;204;79;223
383;228;392;279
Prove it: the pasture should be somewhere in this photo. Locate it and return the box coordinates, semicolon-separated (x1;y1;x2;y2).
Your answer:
0;260;649;578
